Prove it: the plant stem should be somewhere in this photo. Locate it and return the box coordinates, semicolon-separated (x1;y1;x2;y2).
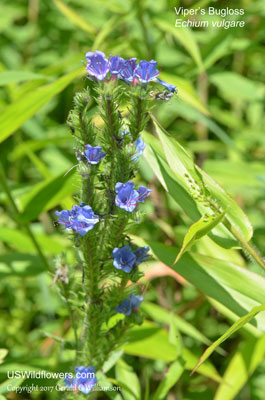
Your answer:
62;284;79;362
223;219;265;271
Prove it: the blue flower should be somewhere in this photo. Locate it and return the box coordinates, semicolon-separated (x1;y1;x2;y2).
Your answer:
155;78;177;93
64;374;76;390
55;204;99;236
134;246;150;266
86;51;109;80
109;56;125;75
64;366;97;394
135;60;159;83
75;366;97;394
84;145;106;164
115;294;144;316
112;245;136;273
132;136;145;161
115;181;139;212
137;186;152;202
119;58;137;82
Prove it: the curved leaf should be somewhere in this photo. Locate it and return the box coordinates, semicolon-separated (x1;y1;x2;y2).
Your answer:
191;302;265;375
147;242;265;332
0;68;84;144
153;123;253;245
53;0;97;36
174;210;226;264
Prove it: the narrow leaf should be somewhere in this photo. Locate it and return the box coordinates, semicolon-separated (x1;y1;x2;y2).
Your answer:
191;302;265;375
0;71;50;86
174;210;226;264
18;169;77;222
214;335;265;400
154;19;204;71
0;68;84;144
153;123;253;245
53;0;97;35
152;360;185;400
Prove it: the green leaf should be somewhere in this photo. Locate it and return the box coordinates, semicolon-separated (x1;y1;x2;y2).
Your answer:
214;335;265;400
0;349;8;364
0;68;84;144
18;169;77;222
92;16;119;51
0;253;46;277
123;321;222;382
154;19;204;71
143;132;242;249
0;377;25;395
142;302;211;346
116;360;141;400
152;360;185;400
148;242;265;332
182;348;222;383
153;122;253;246
174;210;226;264
53;0;97;35
191;302;265;374
210;72;265;102
123;321;178;362
209;298;262;338
96;374;123;400
0;227;65;254
102;350;124;374
0;71;51;86
204;160;265;190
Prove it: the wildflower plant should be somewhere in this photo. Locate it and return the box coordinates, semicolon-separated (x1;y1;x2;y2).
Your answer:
54;51;176;395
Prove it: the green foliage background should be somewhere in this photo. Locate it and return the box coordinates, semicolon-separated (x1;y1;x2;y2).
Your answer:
0;0;264;399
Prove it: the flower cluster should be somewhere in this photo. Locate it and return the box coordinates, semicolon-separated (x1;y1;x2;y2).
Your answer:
54;49;173;392
85;51;177;93
64;366;97;394
115;181;151;212
112;245;150;273
55;204;99;236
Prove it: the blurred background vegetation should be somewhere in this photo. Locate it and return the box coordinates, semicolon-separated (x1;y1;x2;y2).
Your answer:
0;0;265;399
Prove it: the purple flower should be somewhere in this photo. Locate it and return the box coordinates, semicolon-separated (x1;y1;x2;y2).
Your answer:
112;245;136;273
55;204;99;236
119;58;137;82
155;78;177;93
115;294;144;316
115;181;139;212
135;60;159;83
64;366;97;394
86;51;109;80
132;136;145;161
109;56;125;75
84;145;106;164
137;186;152;202
64;374;76;390
75;366;97;394
134;246;150;266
